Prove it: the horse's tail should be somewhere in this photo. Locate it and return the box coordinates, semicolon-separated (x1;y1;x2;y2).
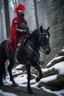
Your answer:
0;40;7;82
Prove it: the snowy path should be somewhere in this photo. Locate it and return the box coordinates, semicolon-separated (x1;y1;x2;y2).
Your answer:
0;86;57;96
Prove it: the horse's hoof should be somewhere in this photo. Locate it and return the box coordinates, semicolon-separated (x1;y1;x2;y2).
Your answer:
36;74;43;82
28;89;34;94
36;77;40;82
27;88;34;94
36;76;42;82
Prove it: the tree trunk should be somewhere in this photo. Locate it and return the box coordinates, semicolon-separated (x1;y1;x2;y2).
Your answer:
34;0;39;28
34;0;45;64
4;0;10;37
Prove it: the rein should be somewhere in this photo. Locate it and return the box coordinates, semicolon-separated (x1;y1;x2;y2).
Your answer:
27;44;39;59
29;40;39;50
26;29;44;58
27;40;39;59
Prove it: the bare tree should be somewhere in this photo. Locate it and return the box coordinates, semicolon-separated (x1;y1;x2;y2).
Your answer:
34;0;39;28
34;0;45;64
4;0;10;37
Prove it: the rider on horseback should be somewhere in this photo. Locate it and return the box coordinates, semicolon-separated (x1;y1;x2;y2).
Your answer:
7;4;30;53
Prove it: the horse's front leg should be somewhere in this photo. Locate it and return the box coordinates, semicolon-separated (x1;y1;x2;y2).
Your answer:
33;62;43;82
26;61;33;94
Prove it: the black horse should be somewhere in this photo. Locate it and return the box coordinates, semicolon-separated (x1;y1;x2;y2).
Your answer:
0;25;51;94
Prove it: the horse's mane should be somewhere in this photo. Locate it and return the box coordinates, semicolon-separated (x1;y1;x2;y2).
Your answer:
28;28;39;39
24;28;39;44
31;29;38;36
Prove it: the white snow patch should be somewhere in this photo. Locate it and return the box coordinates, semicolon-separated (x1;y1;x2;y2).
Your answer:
46;56;64;67
40;75;57;83
14;74;37;87
12;70;23;75
3;78;13;86
42;68;50;73
13;64;24;70
14;74;27;86
61;49;64;52
51;61;64;75
42;61;64;75
42;87;64;96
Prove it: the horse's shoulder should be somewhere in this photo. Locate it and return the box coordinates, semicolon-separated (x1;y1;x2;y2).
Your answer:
24;35;30;45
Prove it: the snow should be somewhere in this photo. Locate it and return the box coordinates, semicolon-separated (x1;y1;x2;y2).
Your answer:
46;56;64;67
0;89;17;96
1;59;64;96
42;87;64;96
40;75;57;83
14;74;37;87
3;78;13;86
12;70;23;75
13;64;24;70
42;61;64;75
51;61;64;75
42;68;50;72
14;74;27;86
61;49;64;52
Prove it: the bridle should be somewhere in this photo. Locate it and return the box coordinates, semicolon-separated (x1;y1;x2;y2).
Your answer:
29;40;39;50
26;29;45;58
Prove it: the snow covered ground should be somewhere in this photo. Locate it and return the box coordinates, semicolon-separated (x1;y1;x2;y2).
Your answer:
1;59;64;96
1;49;64;96
3;73;64;96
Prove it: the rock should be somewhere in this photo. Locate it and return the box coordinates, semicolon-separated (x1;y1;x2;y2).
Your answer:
46;56;64;68
58;49;64;56
43;68;58;77
38;74;64;90
38;48;64;90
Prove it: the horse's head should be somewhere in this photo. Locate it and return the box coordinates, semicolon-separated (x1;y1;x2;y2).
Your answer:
39;25;51;55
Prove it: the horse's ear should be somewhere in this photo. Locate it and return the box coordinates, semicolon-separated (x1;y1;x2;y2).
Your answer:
47;27;50;31
40;25;43;33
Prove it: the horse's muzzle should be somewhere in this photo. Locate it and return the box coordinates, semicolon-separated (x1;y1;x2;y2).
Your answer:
45;47;51;55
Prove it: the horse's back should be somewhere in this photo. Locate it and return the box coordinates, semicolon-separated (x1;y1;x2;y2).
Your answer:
0;40;8;58
0;39;8;50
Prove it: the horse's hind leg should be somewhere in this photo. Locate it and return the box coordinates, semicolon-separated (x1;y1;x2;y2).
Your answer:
33;62;43;82
0;58;7;85
26;61;33;94
8;61;14;83
8;61;17;86
0;63;4;85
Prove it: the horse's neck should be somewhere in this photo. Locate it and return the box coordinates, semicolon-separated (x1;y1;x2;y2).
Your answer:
29;33;40;50
24;29;40;49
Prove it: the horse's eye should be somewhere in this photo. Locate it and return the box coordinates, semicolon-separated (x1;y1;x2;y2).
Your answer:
46;35;49;39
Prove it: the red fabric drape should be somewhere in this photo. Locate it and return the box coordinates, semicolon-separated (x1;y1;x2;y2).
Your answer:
7;17;27;53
